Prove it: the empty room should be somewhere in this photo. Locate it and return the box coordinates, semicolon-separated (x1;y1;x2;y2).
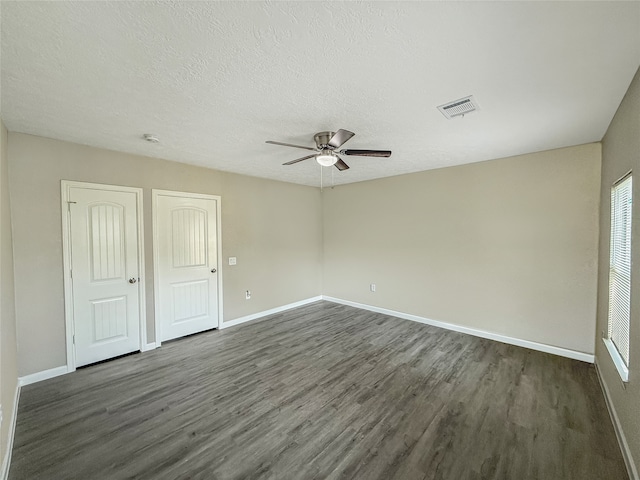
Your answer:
0;1;639;479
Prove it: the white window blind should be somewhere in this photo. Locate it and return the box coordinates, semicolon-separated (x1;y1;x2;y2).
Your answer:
608;174;632;367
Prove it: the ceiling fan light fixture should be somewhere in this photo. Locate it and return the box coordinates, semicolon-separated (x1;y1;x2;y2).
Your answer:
316;152;337;167
266;128;391;171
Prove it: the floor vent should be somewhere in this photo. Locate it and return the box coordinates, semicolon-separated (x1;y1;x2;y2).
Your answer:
437;95;478;119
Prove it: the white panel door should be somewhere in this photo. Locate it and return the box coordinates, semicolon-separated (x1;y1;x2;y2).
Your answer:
69;187;141;367
156;194;219;341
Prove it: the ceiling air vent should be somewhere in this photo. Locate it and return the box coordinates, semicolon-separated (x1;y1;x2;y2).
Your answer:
437;95;478;119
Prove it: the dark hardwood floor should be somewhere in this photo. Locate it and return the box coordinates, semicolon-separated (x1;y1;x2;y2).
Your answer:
9;301;628;479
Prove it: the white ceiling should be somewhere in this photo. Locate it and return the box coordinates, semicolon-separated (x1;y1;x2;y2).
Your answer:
2;1;639;187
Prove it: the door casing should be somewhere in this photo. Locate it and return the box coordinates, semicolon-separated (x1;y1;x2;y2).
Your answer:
152;189;223;346
61;180;147;372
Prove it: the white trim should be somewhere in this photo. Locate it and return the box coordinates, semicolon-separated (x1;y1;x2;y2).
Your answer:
595;360;639;480
18;366;69;387
151;190;221;201
141;342;158;352
152;190;223;346
152;190;161;346
61;181;76;373
220;296;323;329
322;296;595;363
135;186;148;350
0;384;20;480
602;338;629;382
61;181;146;371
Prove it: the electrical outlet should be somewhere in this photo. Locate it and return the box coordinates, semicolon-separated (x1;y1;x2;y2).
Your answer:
229;257;237;266
245;290;251;300
370;283;376;292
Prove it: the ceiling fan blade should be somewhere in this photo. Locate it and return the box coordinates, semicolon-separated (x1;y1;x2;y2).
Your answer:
283;154;317;166
266;140;317;151
328;129;355;149
340;149;391;157
334;157;350;171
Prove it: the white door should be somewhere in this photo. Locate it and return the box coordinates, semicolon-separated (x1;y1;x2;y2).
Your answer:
68;185;142;367
155;192;219;341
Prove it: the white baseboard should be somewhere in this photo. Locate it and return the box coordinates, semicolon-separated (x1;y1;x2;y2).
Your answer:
220;296;323;329
322;296;595;363
595;360;639;480
0;383;20;480
141;342;157;352
18;366;69;387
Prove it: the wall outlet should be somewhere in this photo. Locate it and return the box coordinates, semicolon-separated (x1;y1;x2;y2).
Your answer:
245;290;251;300
229;257;237;266
370;283;376;292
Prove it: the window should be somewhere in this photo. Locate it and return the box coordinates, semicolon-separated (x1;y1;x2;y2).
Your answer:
605;173;632;382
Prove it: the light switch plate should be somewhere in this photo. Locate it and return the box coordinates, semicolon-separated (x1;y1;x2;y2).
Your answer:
229;257;237;265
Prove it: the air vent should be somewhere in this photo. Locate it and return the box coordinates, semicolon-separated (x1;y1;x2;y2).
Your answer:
437;95;478;119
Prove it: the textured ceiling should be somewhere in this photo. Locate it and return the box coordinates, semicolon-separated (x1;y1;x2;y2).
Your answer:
1;1;639;187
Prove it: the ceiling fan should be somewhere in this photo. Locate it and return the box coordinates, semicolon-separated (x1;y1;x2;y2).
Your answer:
266;129;391;171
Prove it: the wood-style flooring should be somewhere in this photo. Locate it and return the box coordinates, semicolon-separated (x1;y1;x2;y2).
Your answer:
9;301;628;479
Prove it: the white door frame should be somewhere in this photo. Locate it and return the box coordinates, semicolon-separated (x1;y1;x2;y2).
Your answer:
61;180;147;372
152;189;223;347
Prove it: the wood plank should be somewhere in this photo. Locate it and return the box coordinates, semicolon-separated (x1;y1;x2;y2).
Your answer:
9;301;628;479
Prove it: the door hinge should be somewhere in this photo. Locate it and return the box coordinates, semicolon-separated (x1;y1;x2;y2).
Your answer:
70;269;73;279
73;335;75;345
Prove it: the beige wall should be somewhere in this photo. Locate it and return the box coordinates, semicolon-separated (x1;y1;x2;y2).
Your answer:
0;120;18;469
8;133;322;376
597;66;640;475
323;144;601;354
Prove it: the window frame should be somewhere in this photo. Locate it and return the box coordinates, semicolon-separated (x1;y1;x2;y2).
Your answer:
604;172;632;383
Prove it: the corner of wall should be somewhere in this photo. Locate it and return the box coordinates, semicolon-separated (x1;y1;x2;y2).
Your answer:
0;120;20;479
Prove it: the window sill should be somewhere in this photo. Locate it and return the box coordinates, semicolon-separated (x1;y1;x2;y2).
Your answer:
603;338;629;383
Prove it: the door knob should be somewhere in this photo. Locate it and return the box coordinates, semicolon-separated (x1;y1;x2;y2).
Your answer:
129;278;137;284
211;268;217;273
